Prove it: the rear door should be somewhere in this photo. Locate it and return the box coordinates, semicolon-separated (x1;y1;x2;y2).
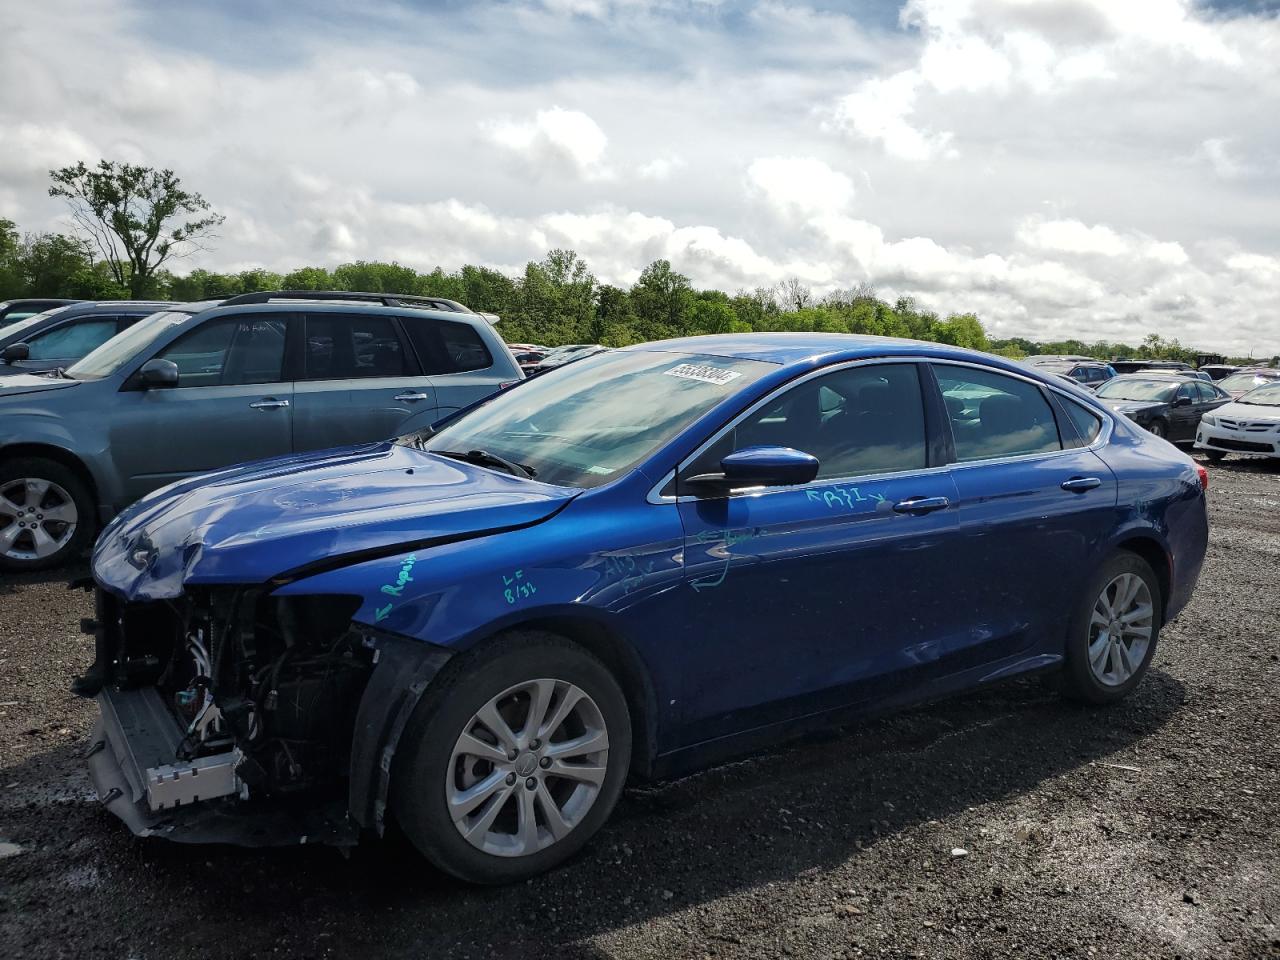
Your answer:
401;315;508;418
932;362;1119;660
110;315;294;501
292;312;438;452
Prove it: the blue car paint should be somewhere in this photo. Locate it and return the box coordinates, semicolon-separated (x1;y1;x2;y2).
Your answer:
93;334;1208;779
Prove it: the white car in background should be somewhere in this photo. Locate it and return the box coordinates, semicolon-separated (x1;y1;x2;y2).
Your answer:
1195;381;1280;461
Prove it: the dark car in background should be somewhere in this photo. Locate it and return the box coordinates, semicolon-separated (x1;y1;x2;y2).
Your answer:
0;301;169;377
0;298;80;328
1030;359;1116;390
1199;364;1240;381
1094;374;1230;441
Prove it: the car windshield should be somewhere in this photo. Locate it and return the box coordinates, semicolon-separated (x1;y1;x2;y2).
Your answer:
403;350;773;488
1095;379;1176;402
1238;383;1280;407
64;310;194;380
0;304;76;343
1219;373;1274;393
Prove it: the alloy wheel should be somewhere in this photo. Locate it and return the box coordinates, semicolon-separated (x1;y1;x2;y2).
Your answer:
447;678;609;858
0;477;78;562
1087;572;1154;687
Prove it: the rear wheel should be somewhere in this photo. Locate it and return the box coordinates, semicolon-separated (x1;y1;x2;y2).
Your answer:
0;458;94;572
392;632;631;884
1061;552;1162;704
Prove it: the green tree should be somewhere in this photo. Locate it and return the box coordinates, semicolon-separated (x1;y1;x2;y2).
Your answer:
630;259;691;340
19;233;95;296
49;160;224;297
0;219;25;297
282;266;333;290
931;313;990;351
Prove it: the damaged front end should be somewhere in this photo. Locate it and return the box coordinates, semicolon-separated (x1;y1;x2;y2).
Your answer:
86;586;383;847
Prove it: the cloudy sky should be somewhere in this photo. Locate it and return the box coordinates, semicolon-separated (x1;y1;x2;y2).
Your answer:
1;0;1278;355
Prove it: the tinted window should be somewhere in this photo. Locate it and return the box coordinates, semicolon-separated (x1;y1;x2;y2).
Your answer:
1059;396;1103;447
404;318;493;374
1175;383;1195;402
304;314;407;379
689;364;929;481
1194;382;1219;402
158;317;286;387
935;366;1061;461
25;318;118;361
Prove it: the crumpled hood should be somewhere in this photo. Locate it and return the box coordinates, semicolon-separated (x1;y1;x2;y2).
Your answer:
93;442;578;601
0;372;80;396
1101;399;1165;418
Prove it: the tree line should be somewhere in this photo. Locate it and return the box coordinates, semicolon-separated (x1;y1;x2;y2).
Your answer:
3;158;1268;366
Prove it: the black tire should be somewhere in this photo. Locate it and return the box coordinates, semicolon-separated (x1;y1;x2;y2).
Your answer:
391;631;632;884
1061;552;1163;705
0;457;95;572
1147;420;1168;439
1205;450;1227;462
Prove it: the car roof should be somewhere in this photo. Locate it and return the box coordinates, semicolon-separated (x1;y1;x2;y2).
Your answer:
190;300;487;325
621;332;1039;371
1108;372;1193;382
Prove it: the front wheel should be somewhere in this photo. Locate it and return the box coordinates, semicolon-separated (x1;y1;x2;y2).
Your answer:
392;632;632;884
1204;450;1227;462
1061;552;1162;704
0;458;95;572
1147;420;1168;439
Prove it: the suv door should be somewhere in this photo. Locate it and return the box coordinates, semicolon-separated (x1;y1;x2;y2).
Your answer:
109;315;294;501
932;362;1119;661
673;361;963;745
292;312;438;451
401;315;506;418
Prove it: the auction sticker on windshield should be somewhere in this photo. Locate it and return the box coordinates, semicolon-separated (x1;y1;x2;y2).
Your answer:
664;363;742;386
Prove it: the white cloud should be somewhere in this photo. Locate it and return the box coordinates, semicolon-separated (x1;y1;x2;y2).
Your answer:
483;107;612;180
0;0;1276;355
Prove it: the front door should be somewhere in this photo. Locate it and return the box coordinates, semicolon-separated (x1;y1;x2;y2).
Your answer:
673;361;963;746
292;312;437;452
109;315;294;503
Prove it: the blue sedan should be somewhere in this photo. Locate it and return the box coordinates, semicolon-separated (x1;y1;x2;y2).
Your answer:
84;334;1208;883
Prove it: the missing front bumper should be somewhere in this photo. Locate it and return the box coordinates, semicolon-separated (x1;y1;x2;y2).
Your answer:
87;687;358;848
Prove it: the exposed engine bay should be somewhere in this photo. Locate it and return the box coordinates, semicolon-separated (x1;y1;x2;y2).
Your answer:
88;587;374;828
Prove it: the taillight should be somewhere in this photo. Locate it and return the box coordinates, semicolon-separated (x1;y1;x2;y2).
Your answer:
1196;464;1209;492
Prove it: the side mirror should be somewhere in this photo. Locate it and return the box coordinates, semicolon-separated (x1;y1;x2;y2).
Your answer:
1174;395;1193;407
2;343;29;363
684;445;820;494
137;358;179;389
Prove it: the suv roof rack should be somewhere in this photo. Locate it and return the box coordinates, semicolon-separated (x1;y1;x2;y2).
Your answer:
218;290;473;313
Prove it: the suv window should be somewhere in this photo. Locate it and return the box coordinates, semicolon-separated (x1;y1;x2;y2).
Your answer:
404;317;493;375
25;318;118;361
935;365;1061;461
158;317;287;387
304;313;407;379
689;363;929;482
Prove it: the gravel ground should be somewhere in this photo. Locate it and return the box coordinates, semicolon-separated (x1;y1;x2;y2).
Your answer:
2;456;1279;960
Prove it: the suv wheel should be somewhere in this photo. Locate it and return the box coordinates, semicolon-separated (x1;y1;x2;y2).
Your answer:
0;458;95;572
392;631;631;884
1061;552;1162;704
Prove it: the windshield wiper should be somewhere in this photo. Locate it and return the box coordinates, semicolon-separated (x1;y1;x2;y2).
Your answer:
433;449;536;479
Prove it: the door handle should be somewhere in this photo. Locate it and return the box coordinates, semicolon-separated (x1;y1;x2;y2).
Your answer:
892;496;950;515
394;392;432;402
1061;476;1102;493
249;399;290;410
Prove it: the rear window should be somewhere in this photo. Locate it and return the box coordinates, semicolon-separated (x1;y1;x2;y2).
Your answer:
304;314;408;379
404;317;493;375
1059;396;1103;447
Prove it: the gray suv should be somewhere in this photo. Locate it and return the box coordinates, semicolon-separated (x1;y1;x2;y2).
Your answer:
0;290;522;570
